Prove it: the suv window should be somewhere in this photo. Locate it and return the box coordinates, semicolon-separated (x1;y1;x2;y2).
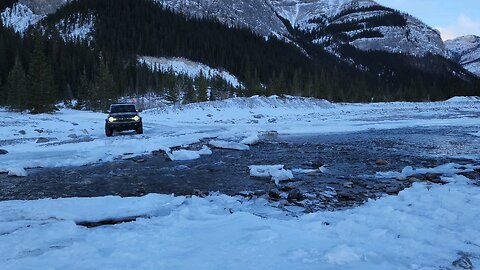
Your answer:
110;104;136;113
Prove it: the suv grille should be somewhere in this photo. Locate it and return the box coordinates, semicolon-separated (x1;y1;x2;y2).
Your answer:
116;117;134;122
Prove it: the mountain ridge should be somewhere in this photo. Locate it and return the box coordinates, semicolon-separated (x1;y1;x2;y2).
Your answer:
0;0;478;108
445;35;480;76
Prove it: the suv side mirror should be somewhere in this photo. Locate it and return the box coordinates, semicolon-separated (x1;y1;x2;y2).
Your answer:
106;110;111;114
137;109;142;113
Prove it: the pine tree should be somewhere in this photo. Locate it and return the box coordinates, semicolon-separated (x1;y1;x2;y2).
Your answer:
195;71;208;102
27;32;56;113
183;79;196;104
92;60;116;110
76;70;91;109
164;69;179;104
0;81;5;105
6;56;27;111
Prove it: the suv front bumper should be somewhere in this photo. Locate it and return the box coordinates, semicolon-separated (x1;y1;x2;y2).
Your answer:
106;121;142;131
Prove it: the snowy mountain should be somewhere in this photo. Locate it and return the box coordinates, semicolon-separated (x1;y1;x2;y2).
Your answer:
3;0;447;58
1;0;478;102
445;35;480;77
158;0;447;58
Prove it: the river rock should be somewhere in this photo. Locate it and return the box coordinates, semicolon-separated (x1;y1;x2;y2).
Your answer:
133;158;146;163
0;149;8;155
279;184;296;192
36;138;50;143
18;130;26;135
68;134;78;139
34;129;44;133
193;189;208;197
452;256;474;269
425;173;446;184
385;186;402;195
343;181;354;188
287;189;305;202
268;189;282;200
268;118;277;123
459;171;479;179
375;159;388;166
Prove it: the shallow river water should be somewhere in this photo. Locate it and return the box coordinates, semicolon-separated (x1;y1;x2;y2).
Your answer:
1;126;479;211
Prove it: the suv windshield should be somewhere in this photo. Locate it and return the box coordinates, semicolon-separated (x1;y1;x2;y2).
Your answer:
110;104;136;113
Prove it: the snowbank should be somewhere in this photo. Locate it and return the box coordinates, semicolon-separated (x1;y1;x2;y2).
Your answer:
0;171;479;269
375;163;480;179
446;96;480;102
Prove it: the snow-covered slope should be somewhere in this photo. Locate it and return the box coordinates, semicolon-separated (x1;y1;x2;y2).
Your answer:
55;13;95;42
0;3;43;33
445;35;480;77
1;0;72;34
156;0;289;39
139;56;242;88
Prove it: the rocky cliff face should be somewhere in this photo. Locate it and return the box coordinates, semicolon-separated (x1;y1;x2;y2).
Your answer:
158;0;447;58
18;0;69;15
445;35;480;77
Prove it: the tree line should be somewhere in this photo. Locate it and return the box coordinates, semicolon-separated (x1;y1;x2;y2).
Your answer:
1;0;479;113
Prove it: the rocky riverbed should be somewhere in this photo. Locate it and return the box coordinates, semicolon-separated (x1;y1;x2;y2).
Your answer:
1;126;479;213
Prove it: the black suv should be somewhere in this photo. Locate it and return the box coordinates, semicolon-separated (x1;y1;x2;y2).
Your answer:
105;104;143;137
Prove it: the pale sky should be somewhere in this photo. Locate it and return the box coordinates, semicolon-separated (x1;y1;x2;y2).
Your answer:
375;0;480;40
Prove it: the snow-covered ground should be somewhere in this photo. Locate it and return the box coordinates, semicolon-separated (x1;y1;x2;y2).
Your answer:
0;169;479;269
1;95;480;173
1;96;480;268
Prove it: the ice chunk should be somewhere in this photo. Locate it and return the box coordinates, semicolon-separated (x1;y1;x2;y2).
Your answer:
319;165;329;173
197;145;213;155
249;165;294;185
7;167;28;177
240;133;260;145
209;140;250;151
167;146;212;161
292;168;318;174
167;150;201;161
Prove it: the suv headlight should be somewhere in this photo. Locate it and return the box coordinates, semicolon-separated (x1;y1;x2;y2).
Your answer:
132;116;140;122
108;117;117;123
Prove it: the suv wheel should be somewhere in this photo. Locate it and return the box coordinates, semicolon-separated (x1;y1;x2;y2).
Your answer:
105;126;113;137
136;124;143;135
